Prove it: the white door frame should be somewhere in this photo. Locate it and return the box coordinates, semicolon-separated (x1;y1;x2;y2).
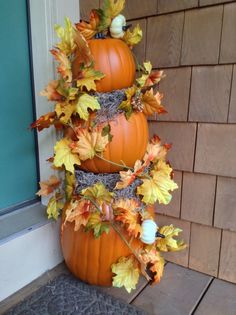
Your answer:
0;0;80;302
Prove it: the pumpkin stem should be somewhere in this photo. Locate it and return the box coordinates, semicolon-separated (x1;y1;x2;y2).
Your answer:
110;221;151;282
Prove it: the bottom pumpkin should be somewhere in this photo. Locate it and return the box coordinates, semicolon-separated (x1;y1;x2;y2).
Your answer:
61;206;154;286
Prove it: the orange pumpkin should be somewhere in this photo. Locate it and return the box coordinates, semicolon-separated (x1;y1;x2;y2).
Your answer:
80;111;149;173
73;38;136;92
61;205;154;286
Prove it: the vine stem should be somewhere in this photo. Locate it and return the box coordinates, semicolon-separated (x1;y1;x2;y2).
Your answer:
110;221;151;281
95;154;133;170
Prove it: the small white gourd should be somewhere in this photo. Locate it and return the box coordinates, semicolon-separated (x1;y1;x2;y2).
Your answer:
140;219;158;245
110;14;126;39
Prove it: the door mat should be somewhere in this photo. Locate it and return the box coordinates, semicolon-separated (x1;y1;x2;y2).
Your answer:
4;274;147;315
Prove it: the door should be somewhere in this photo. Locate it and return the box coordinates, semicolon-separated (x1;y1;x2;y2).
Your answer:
0;0;38;213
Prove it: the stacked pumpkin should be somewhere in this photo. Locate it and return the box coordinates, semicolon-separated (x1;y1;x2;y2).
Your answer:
32;0;186;293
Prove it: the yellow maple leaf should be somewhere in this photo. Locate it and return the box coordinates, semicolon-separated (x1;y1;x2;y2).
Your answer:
54;17;76;55
136;61;152;87
55;102;75;124
54;138;81;173
77;67;105;91
70;127;109;161
81;182;114;206
65;171;75;200
137;160;178;205
156;225;187;252
86;212;110;238
113;199;141;237
118;86;136;118
111;256;140;293
36;175;61;196
123;24;142;48
109;0;125;18
47;194;64;220
75;94;100;121
65;199;91;231
142;88;166;116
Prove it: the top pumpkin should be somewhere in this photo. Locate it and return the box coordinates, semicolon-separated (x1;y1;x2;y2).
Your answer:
72;38;136;92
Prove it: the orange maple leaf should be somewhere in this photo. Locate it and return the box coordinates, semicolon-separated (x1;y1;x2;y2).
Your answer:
65;199;91;231
115;160;147;189
50;49;72;82
144;135;171;164
73;29;94;68
75;10;100;40
36;175;61;196
145;70;165;87
139;247;165;284
114;199;141;237
30;112;57;131
40;80;63;102
142;88;167;116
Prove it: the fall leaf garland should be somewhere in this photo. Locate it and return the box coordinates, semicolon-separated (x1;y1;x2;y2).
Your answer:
31;0;186;294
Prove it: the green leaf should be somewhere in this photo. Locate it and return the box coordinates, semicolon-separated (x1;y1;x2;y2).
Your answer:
102;124;113;142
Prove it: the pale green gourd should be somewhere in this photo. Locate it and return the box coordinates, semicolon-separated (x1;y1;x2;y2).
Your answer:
110;14;126;38
140;219;158;245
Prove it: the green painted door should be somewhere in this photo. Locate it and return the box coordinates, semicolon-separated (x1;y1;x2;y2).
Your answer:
0;0;38;212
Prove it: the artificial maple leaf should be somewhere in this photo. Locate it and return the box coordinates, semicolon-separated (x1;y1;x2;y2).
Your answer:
118;86;136;118
36;175;61;196
137;160;178;205
75;10;100;40
107;0;125;18
54;138;81;173
55;102;75;124
40;80;63;102
75;94;100;121
156;225;186;252
47;194;64;220
54;17;76;55
146;70;165;86
51;49;72;83
111;256;140;293
115;160;145;189
65;171;75;200
139;247;165;284
85;212;110;238
56;80;78;101
70;127;109;161
141;88;166;116
73;28;94;67
65;199;91;231
123;24;142;48
136;61;152;87
30;112;56;131
143;135;171;164
76;67;105;91
113;199;141;237
81;182;114;206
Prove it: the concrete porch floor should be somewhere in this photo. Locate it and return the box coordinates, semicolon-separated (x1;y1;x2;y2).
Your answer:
1;262;236;315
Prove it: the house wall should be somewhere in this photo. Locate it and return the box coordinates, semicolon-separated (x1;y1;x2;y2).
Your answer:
80;0;236;283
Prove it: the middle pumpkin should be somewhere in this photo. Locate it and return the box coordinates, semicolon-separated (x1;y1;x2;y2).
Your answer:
80;111;148;173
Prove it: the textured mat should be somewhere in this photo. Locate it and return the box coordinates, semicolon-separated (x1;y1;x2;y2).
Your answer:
4;274;147;315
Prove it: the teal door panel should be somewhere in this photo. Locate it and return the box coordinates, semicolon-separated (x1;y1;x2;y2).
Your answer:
0;0;38;211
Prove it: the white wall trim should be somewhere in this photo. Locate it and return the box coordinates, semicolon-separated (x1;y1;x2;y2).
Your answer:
0;0;80;302
0;221;63;301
